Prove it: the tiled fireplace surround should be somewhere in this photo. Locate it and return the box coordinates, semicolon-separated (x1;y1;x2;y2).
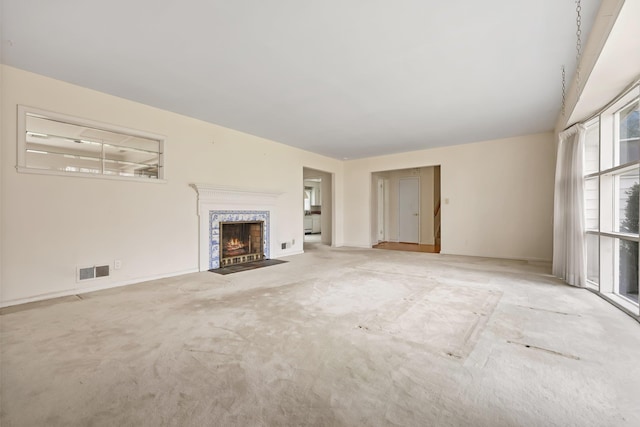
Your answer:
192;184;280;270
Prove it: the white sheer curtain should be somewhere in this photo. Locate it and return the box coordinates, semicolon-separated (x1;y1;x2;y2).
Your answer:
552;124;586;287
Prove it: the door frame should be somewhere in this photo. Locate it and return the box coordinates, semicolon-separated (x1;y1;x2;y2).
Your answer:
377;177;385;242
302;167;334;247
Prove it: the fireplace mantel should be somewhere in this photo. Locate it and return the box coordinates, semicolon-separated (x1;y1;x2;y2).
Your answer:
191;184;282;207
191;184;282;271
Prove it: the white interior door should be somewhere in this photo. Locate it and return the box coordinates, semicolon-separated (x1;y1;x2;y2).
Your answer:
377;178;385;242
399;177;420;243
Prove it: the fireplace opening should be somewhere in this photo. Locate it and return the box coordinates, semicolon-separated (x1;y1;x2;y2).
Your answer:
219;221;265;267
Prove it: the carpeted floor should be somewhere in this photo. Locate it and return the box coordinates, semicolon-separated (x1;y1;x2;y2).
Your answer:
1;244;639;426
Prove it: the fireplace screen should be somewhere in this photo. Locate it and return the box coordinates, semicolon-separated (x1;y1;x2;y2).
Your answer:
219;221;265;267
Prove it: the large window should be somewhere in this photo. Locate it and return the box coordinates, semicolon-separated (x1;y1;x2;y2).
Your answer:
585;85;639;313
17;106;165;181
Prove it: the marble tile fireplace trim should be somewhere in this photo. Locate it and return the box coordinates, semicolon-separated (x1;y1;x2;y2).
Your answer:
210;211;270;269
192;184;281;271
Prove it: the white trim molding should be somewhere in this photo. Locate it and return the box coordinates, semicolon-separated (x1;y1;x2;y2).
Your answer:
0;268;199;309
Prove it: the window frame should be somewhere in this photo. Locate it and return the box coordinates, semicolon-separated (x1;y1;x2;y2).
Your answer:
17;105;166;183
583;84;639;313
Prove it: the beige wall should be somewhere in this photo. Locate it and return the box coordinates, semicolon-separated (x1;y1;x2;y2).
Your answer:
344;133;555;261
0;66;343;305
1;65;556;306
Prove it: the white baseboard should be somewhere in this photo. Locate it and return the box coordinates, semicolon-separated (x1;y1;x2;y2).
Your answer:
0;268;199;308
273;250;304;258
439;250;551;263
341;242;374;249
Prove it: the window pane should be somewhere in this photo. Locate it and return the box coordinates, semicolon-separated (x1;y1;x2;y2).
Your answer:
21;107;164;180
26;150;101;174
304;189;311;211
586;234;599;285
26;134;102;159
584;121;599;174
27;115;82;140
104;160;158;179
617;100;639;166
103;144;160;165
585;177;599;230
118;136;160;153
617;169;639;233
618;239;638;303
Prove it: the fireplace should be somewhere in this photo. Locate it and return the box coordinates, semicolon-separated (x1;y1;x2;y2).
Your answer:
208;210;270;270
191;184;280;271
219;221;265;267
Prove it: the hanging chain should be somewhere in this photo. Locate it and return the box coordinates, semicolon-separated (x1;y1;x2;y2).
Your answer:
575;0;582;93
562;2;582;117
561;66;566;117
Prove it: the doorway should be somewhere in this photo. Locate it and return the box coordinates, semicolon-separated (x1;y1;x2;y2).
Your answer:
303;167;333;248
371;166;441;253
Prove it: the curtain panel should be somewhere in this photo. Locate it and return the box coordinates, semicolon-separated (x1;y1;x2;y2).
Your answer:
552;124;586;287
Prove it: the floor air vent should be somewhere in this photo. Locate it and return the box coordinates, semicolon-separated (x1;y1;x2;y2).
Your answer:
78;265;110;282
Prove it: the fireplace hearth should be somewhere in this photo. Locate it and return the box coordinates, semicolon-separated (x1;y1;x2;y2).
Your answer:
220;221;265;267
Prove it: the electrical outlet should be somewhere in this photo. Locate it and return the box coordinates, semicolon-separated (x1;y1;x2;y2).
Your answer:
281;243;286;250
114;259;122;270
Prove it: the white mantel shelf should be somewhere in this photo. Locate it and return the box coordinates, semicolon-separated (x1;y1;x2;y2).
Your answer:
191;184;283;206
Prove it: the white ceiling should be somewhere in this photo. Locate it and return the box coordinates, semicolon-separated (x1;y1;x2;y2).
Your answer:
1;1;601;159
568;0;640;126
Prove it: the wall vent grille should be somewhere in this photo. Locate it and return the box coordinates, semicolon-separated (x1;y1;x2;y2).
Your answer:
77;265;110;282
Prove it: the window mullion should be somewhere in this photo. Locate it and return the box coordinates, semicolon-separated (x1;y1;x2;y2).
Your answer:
583;84;639;314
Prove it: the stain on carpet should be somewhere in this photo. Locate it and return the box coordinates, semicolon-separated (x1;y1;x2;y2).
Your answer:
359;285;502;361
